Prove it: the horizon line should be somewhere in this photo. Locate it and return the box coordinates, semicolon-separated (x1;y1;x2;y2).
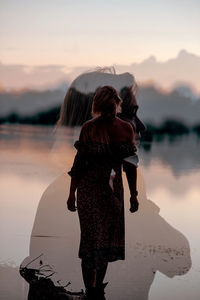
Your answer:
1;49;199;69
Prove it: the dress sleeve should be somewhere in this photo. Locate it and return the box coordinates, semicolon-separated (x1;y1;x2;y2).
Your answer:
68;123;89;180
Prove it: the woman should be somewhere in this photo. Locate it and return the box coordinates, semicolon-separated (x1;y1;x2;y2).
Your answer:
67;85;139;299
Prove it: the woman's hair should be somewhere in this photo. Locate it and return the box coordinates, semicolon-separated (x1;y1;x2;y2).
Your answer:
120;85;138;120
57;88;93;126
57;68;138;126
92;86;122;120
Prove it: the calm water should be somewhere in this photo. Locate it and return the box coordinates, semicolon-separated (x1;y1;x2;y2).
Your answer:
0;125;200;300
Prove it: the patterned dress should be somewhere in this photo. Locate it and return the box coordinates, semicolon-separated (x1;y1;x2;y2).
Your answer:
68;125;136;269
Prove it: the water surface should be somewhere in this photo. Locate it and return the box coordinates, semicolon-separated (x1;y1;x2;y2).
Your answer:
0;125;199;300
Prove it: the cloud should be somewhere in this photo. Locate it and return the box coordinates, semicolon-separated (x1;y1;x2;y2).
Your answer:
0;49;200;94
114;49;200;94
0;63;70;91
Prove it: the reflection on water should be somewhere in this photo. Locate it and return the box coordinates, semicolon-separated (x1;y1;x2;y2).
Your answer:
140;134;200;175
0;125;200;300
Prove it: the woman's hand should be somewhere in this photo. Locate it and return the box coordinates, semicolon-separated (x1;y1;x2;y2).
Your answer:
130;194;139;213
67;193;77;212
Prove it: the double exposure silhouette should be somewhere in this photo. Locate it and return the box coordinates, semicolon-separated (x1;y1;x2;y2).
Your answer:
20;69;191;300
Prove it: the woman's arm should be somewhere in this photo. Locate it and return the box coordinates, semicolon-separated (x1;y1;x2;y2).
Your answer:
67;177;78;212
123;122;139;213
123;161;139;213
67;122;89;212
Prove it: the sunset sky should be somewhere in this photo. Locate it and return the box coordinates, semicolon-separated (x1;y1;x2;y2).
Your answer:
1;0;200;67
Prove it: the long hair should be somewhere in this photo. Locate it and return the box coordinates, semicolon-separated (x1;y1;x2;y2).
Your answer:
88;86;122;143
57;88;93;126
120;85;138;119
92;86;122;119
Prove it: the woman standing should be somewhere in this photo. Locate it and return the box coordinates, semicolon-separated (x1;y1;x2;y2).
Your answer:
67;86;139;299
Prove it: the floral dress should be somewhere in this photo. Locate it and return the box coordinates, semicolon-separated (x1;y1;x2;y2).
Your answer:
68;127;136;269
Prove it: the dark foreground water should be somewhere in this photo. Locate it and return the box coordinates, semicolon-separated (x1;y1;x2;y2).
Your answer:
0;125;200;300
